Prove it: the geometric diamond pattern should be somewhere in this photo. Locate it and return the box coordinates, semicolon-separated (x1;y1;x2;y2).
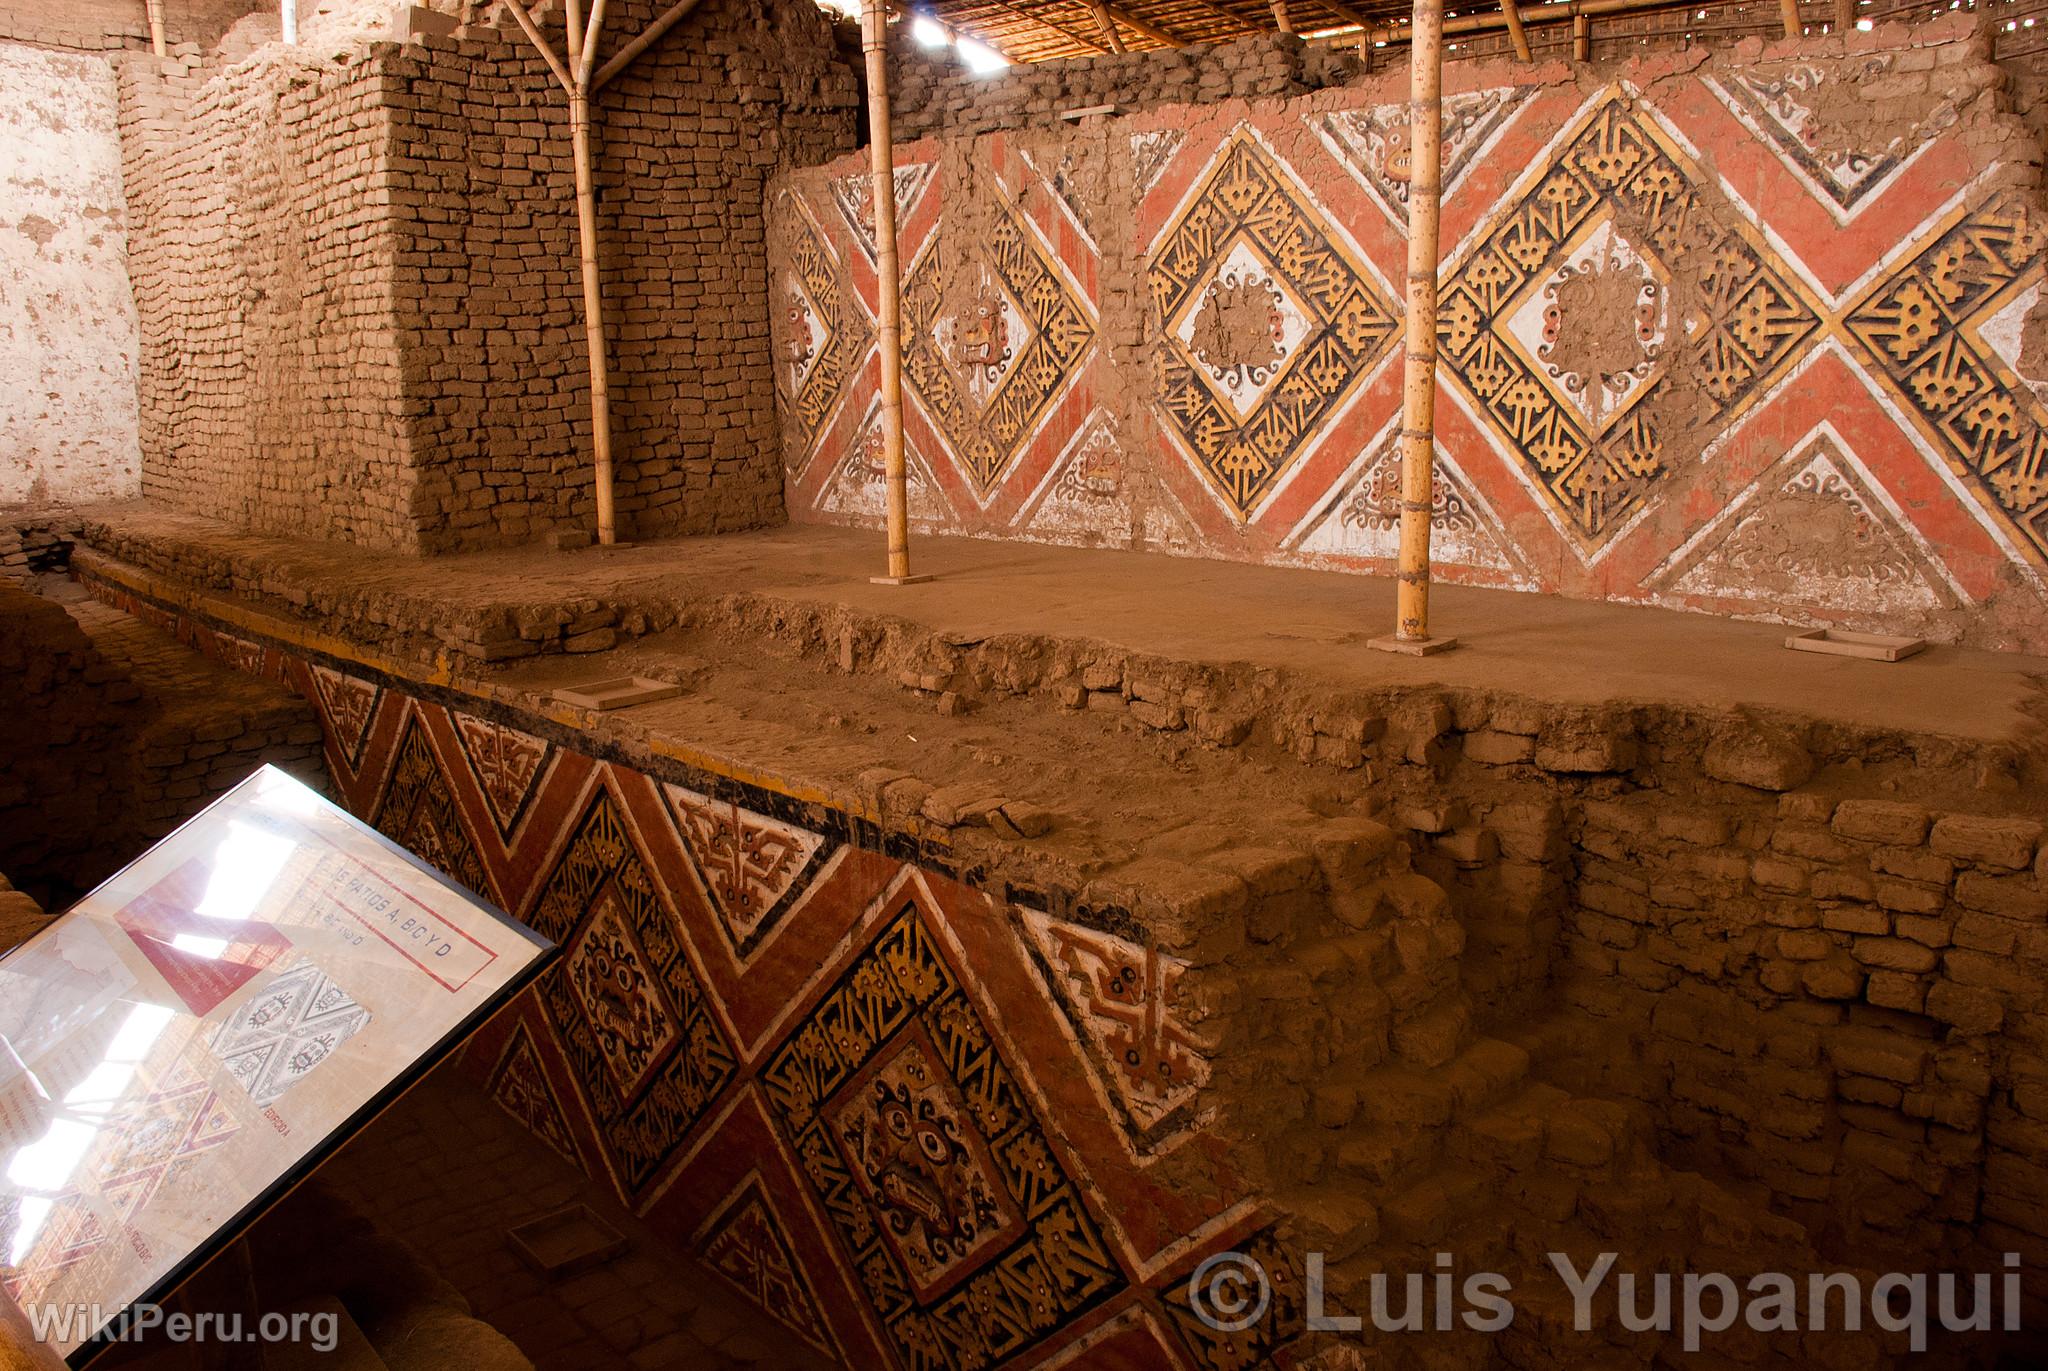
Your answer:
700;1176;837;1356
1439;92;1821;550
527;789;737;1195
1149;126;1400;519
760;900;1122;1369
1844;191;2048;567
773;198;872;470
903;186;1095;496
662;783;833;964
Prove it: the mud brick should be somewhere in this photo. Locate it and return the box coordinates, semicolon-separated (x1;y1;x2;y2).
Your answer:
1870;845;1954;885
1833;800;1932;845
1705;732;1813;791
1930;815;2043;870
1463;728;1534;765
1927;982;2004;1033
1955;872;2048;921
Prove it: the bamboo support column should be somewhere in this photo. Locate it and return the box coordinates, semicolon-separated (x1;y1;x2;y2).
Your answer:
1779;0;1800;36
1500;0;1531;59
1832;0;1853;26
1572;12;1590;58
146;0;166;54
1092;0;1127;50
863;0;929;585
1371;0;1455;656
280;0;296;43
501;0;712;548
563;0;620;545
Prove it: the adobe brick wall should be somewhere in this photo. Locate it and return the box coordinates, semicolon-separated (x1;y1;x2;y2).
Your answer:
115;45;423;548
0;0;264;54
112;0;858;553
62;526;2048;1362
776;14;2048;654
885;30;1363;142
0;582;148;907
388;0;858;549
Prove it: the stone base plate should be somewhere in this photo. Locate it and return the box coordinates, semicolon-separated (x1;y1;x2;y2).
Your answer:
870;574;936;586
1368;633;1460;657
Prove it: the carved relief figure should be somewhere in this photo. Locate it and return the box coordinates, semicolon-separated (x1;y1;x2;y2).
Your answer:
1539;250;1664;423
1189;269;1288;391
951;286;1014;382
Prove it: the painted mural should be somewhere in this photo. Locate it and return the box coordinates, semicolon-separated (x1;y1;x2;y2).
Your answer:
75;572;1289;1371
767;35;2048;654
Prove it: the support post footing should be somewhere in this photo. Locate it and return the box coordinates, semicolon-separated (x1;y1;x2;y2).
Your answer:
1369;633;1460;656
870;574;936;586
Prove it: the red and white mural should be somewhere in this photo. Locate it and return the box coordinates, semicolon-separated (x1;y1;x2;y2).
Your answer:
768;25;2048;654
77;572;1292;1371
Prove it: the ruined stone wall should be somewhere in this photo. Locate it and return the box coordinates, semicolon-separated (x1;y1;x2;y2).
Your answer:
115;46;423;548
386;0;858;549
0;582;146;908
0;41;141;505
885;31;1363;142
777;14;2048;654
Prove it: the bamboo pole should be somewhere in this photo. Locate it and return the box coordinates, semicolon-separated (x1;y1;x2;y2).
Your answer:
1501;0;1533;56
1779;0;1801;35
1372;0;1455;655
146;0;166;54
562;0;619;545
280;0;296;44
1573;9;1590;54
1092;0;1128;50
1341;0;1760;52
503;0;720;548
1099;0;1186;46
862;0;928;585
594;0;709;89
1832;0;1853;27
1273;0;1295;33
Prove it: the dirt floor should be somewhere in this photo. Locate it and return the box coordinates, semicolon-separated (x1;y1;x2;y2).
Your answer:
78;506;2046;741
66;506;2048;933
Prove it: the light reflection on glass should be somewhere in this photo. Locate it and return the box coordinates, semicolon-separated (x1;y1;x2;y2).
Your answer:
4;1001;175;1268
193;823;296;922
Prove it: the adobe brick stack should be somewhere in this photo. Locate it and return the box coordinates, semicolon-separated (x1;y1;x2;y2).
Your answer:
0;582;148;909
111;0;858;554
389;0;858;550
115;43;422;548
886;31;1361;141
0;871;49;953
0;0;264;54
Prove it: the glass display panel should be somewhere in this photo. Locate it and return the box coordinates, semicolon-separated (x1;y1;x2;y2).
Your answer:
0;766;553;1364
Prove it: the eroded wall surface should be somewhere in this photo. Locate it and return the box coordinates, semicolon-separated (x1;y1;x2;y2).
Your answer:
772;18;2048;653
0;42;140;504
